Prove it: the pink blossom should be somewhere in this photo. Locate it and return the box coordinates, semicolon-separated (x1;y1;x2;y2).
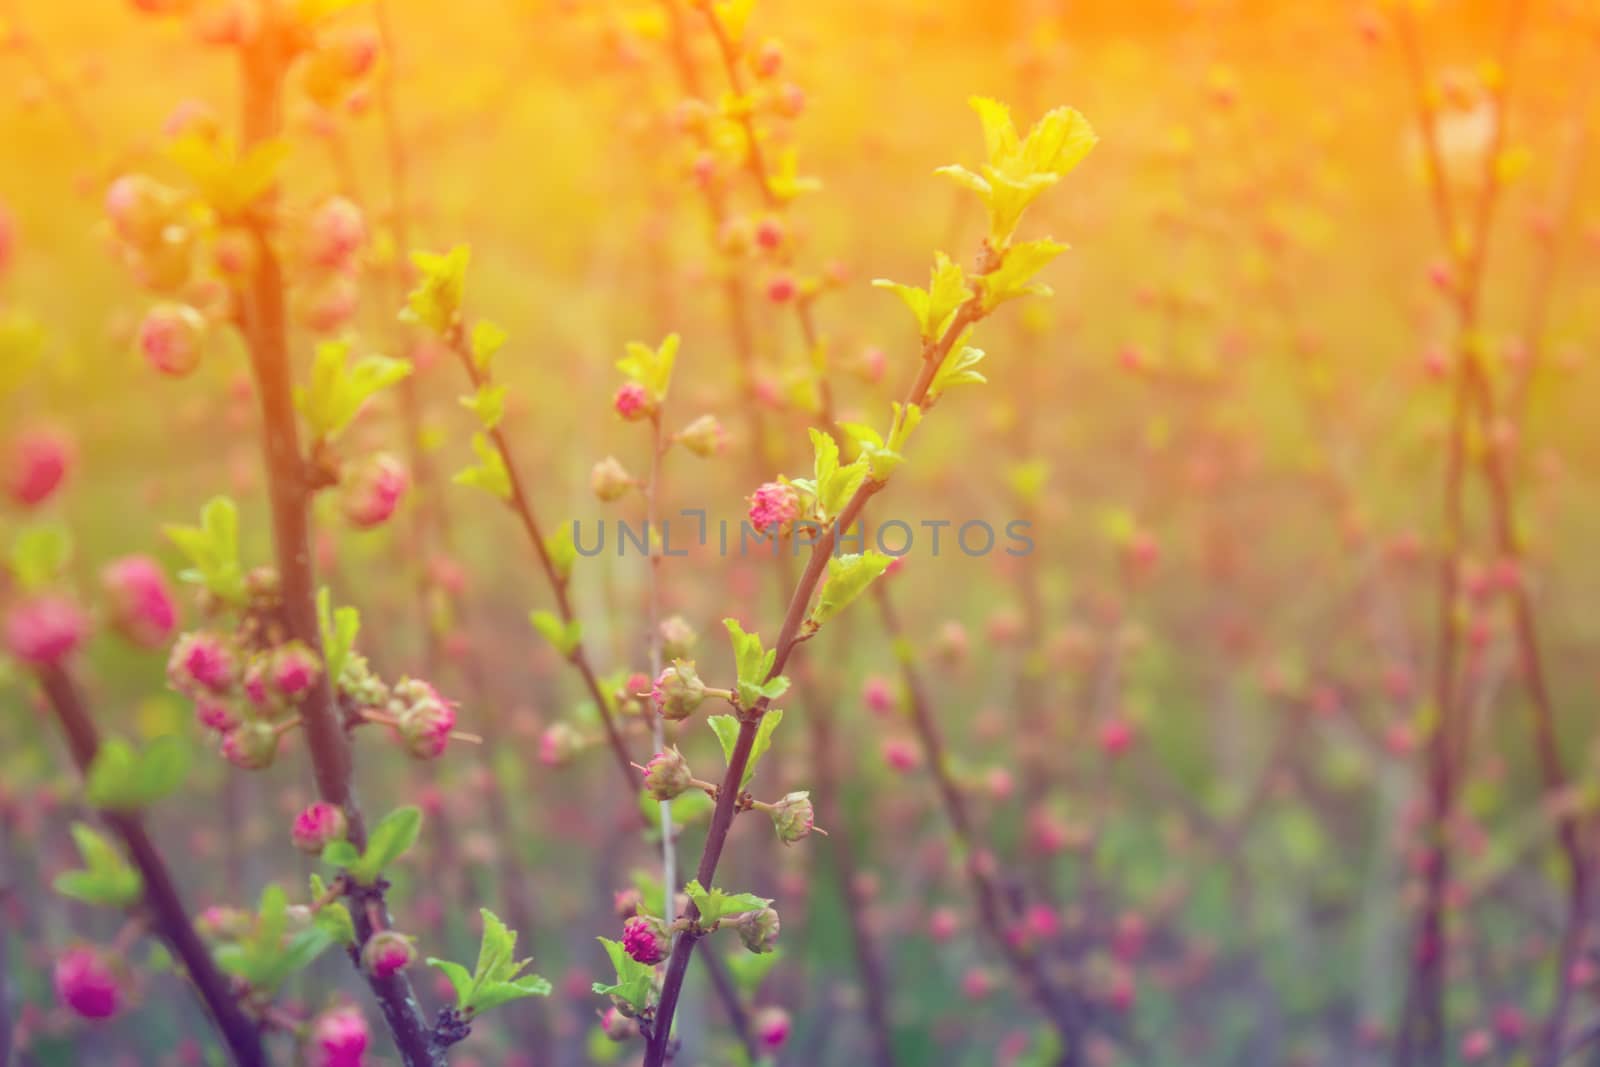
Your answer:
309;1005;369;1067
292;802;348;854
342;453;409;529
766;274;797;304
622;915;670;964
613;381;652;421
100;556;178;648
137;303;207;377
194;697;239;733
270;641;322;699
54;947;121;1020
747;481;800;533
861;676;895;715
1098;718;1136;758
4;595;89;667
167;631;237;695
5;427;73;508
361;931;416;979
307;197;366;270
753;1006;791;1051
882;738;919;772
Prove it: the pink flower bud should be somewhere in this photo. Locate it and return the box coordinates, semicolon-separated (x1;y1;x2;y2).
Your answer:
754;217;785;252
342;453;409;529
928;907;959;942
769;791;815;845
540;722;581;766
99;556;178;648
137;302;208;377
292;802;348;854
1098;718;1136;758
269;641;322;698
309;1004;370;1067
776;83;806;118
861;676;895;715
613;381;653;421
304;273;361;334
643;747;693;801
306;197;367;271
4;595;89;667
676;414;727;458
391;678;456;759
622;915;670;964
766;274;797;304
590;456;635;503
104;174;181;246
221;721;279;770
600;1005;639;1041
751;39;784;78
736;907;781;954
882;738;919;772
753;1006;791;1050
361;930;416;979
194;697;239;733
651;660;706;720
1460;1029;1492;1062
167;631;237;696
53;947;122;1020
5;427;73;508
747;481;800;533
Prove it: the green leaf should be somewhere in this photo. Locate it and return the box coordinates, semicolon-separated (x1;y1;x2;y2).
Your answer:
428;958;475;1011
593;938;655;1014
10;523;71;591
683;879;772;926
348;806;421;885
469;975;553;1013
164;496;246;604
459;383;507;430
707;709;783;788
810;429;870;518
546;525;578;582
309;875;356;946
470;320;508;371
871;252;970;342
167;133;289;215
810;553;892;628
402;246;471;335
453;432;513;501
84;735;191;812
722;619;774;701
980;239;1069;310
53;824;142;908
316;588;361;685
928;345;988;399
296;342;412;443
615;333;680;400
320;840;361;869
529;610;581;658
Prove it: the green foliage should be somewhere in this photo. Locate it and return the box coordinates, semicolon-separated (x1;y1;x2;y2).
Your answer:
927;345;988;401
308;874;356;947
460;383;507;430
529;610;582;658
980;239;1069;310
295;341;412;444
316;588;360;685
52;824;142;909
454;432;512;501
707;708;783;788
810;552;892;628
593;937;656;1015
470;320;509;372
402;246;472;335
164;497;246;604
722;619;789;709
936;96;1097;245
683;879;772;927
546;524;578;581
321;806;422;886
872;251;971;342
428;909;551;1017
167;134;289;215
9;522;71;591
615;333;680;401
84;735;190;812
213;884;334;996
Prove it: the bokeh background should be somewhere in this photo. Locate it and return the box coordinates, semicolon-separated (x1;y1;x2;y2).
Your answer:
2;0;1599;1064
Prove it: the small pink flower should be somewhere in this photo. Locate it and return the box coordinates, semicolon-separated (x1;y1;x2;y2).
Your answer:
342;453;409;529
292;802;348;854
776;83;806;118
361;931;416;979
613;381;652;421
1460;1029;1492;1062
861;676;895;715
137;303;207;377
747;481;800;533
766;274;797;304
54;947;122;1020
1098;718;1136;758
100;556;178;649
540;723;580;766
882;738;918;772
753;1006;791;1051
167;631;237;696
392;678;456;759
4;595;89;667
270;640;322;699
961;967;993;1000
194;697;239;733
221;722;279;770
306;197;366;270
622;915;670;964
309;1004;369;1067
928;907;959;942
5;427;73;508
754;217;785;251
